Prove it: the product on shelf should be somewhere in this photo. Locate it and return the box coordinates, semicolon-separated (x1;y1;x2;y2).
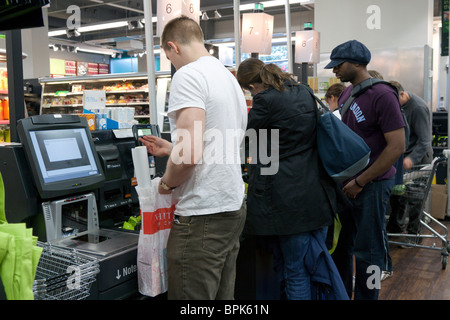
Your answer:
0;68;7;92
72;84;84;93
2;98;9;120
78;113;95;131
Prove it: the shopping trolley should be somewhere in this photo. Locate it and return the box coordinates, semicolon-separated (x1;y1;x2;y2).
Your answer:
387;156;450;270
32;242;100;300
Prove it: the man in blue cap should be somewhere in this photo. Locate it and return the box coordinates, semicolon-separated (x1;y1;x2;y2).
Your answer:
325;40;406;300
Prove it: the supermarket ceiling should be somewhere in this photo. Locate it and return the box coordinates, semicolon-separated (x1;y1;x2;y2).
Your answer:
45;0;442;53
46;0;315;51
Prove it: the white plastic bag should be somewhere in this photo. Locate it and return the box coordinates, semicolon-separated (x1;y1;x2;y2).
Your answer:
136;177;175;297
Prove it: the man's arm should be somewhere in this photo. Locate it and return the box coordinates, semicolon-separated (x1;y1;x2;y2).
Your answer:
343;127;405;198
159;107;205;194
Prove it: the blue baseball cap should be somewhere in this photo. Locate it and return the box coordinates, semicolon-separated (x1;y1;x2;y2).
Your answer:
324;40;371;69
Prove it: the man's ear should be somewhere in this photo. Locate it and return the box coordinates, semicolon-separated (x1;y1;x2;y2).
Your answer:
167;41;180;54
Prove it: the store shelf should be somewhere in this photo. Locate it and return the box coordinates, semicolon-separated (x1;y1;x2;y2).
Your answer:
39;72;170;125
0;90;7;95
0;120;10;125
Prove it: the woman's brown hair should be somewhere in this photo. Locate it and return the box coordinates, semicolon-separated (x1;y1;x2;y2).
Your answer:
325;83;346;100
236;58;295;92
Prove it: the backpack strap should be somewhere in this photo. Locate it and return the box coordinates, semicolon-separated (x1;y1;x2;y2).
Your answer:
303;84;330;115
340;78;398;117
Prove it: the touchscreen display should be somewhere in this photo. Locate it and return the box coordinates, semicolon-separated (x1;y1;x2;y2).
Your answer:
29;128;99;183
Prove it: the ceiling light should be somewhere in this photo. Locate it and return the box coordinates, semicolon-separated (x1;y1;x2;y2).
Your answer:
66;29;80;38
128;21;135;30
240;0;307;11
201;11;209;20
214;10;222;19
136;20;144;29
48;17;159;37
74;45;120;56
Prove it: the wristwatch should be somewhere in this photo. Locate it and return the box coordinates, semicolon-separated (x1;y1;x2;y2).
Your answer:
160;179;176;191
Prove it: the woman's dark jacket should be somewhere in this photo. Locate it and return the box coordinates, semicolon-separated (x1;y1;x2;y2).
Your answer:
245;81;339;235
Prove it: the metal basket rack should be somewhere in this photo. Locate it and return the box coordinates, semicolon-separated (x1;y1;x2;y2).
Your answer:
388;157;450;269
32;242;100;300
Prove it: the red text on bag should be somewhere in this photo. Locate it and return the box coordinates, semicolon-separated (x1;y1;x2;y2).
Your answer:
141;205;175;235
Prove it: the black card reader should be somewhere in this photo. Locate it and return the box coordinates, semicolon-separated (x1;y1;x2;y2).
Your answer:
132;124;161;146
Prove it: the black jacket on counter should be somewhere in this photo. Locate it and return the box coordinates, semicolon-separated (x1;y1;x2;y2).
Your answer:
245;81;339;236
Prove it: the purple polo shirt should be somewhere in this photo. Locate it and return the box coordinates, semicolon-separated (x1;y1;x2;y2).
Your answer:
338;83;405;180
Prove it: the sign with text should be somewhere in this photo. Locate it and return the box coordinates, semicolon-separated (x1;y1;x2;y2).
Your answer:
295;30;320;64
241;12;274;55
83;90;106;110
156;0;200;37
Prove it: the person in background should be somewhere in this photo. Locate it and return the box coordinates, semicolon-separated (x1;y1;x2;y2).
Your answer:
368;70;384;80
139;16;247;300
237;58;346;300
325;83;346;119
386;80;433;245
325;40;405;300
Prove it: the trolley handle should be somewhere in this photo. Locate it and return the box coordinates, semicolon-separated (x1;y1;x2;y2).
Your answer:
432;156;447;171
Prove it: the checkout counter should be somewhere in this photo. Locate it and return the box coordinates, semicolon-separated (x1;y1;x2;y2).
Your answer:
0;114;163;300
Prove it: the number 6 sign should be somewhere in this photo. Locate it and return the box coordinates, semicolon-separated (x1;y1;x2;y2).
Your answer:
157;0;200;37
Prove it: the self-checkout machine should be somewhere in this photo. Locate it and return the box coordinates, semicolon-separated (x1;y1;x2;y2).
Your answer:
0;114;144;299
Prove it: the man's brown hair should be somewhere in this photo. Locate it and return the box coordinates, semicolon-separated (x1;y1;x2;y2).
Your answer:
161;15;204;51
389;80;405;95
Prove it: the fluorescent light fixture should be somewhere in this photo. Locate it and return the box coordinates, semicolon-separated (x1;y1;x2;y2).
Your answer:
76;47;117;56
240;0;310;11
48;29;67;37
48;17;158;37
81;21;128;32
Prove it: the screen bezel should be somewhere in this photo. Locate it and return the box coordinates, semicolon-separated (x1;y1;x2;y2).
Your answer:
18;116;105;199
29;128;99;184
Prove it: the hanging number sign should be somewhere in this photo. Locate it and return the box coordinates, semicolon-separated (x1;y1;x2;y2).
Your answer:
157;0;200;37
241;12;274;55
294;30;320;64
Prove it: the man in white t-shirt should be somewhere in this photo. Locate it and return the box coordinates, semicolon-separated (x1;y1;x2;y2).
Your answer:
139;16;247;300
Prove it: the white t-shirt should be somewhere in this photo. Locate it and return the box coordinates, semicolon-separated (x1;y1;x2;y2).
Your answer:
167;56;248;216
